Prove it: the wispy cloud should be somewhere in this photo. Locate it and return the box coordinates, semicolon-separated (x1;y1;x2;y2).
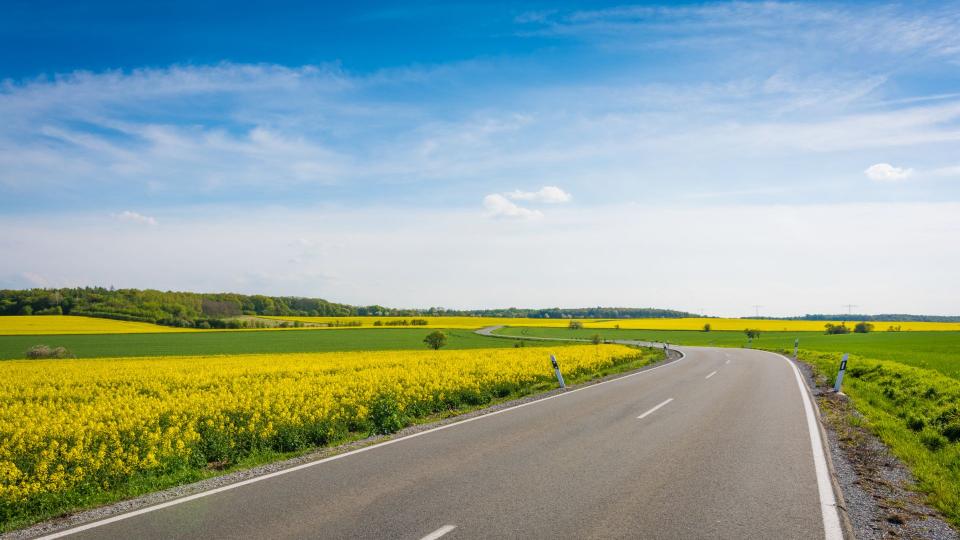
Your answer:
506;186;572;203
516;3;960;61
114;210;158;226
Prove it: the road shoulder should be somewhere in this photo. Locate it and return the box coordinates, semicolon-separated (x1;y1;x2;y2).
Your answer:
796;360;958;540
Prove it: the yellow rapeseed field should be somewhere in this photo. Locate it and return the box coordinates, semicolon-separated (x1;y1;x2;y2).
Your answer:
577;318;960;332
0;315;200;335
260;315;574;329
264;315;960;332
0;345;640;523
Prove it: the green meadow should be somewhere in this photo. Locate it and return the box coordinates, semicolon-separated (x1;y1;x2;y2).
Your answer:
0;328;565;360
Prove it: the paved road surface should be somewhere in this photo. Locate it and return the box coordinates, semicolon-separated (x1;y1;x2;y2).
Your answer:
41;336;842;540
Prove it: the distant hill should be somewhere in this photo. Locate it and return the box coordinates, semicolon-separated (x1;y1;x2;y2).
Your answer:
0;288;697;329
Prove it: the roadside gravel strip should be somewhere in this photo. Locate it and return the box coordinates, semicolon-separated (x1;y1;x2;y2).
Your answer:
7;342;684;540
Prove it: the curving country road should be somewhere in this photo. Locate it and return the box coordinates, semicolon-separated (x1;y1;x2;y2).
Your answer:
38;330;843;540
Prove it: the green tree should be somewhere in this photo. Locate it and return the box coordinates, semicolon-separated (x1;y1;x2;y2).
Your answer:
744;328;761;339
423;330;447;350
854;321;874;334
591;333;603;345
703;323;711;332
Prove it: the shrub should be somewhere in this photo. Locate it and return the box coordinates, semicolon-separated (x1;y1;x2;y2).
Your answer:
703;323;711;332
568;321;583;330
744;328;761;339
854;321;874;334
591;334;603;345
25;345;73;359
825;323;851;335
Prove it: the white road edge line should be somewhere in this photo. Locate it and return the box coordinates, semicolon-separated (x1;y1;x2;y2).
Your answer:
37;347;688;539
420;525;457;540
756;350;844;540
637;398;674;419
705;370;717;379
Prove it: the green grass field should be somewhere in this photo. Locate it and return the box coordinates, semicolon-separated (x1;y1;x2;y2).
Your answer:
0;328;567;360
494;327;960;379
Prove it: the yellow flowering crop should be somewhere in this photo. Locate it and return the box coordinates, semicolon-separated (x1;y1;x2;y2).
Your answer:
0;345;640;523
0;316;200;335
264;315;960;332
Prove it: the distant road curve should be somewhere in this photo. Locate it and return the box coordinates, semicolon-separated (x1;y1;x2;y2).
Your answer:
37;328;844;539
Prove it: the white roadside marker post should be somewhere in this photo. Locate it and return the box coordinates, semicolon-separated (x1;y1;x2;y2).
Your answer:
550;354;566;390
794;337;799;359
833;353;849;393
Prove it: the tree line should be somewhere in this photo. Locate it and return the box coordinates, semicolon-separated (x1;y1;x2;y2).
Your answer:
0;287;700;329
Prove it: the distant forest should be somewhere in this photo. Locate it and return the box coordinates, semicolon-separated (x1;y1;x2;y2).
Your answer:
0;288;697;328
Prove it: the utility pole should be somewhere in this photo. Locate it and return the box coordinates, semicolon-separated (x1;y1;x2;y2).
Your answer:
842;304;858;316
752;305;763;318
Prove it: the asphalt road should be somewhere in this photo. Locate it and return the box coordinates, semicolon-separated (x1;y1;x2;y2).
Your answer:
43;341;842;540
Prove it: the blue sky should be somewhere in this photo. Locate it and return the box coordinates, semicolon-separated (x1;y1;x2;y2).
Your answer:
2;1;959;315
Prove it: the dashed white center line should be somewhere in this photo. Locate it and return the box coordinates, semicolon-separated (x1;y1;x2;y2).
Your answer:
705;370;717;379
725;359;730;365
420;525;457;540
637;398;674;419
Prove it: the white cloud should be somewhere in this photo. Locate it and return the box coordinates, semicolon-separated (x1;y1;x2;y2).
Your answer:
864;163;914;182
115;210;158;226
482;194;543;219
506;186;572;203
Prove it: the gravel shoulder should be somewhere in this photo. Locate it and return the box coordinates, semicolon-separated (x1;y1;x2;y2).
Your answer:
795;360;958;540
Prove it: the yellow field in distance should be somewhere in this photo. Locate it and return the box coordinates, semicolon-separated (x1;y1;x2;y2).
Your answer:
266;315;960;332
262;315;573;329
0;315;200;335
3;314;956;336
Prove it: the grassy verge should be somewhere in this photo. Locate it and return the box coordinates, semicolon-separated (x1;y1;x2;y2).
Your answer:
2;346;663;533
791;350;960;526
0;328;568;360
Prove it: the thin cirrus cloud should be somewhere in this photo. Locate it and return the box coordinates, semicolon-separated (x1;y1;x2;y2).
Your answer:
864;163;914;182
